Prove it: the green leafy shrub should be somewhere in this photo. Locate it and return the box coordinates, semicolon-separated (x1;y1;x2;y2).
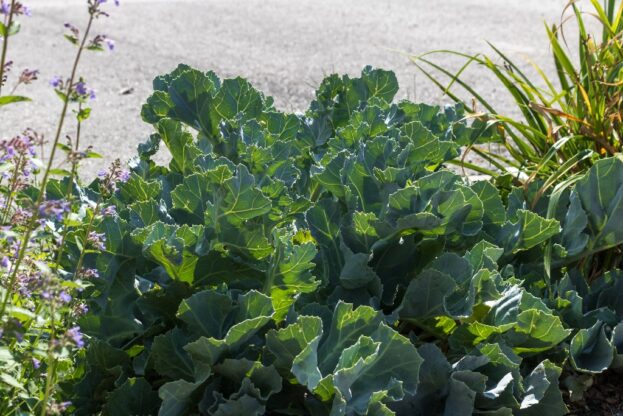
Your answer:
71;65;623;415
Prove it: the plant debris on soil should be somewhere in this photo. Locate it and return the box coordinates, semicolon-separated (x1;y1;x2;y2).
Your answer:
565;370;623;415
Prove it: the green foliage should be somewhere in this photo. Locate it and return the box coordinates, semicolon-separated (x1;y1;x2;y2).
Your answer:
71;66;623;415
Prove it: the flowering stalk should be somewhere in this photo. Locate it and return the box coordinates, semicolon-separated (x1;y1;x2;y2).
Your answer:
1;152;24;222
0;0;16;96
39;296;56;416
52;103;84;273
71;201;102;281
0;9;95;322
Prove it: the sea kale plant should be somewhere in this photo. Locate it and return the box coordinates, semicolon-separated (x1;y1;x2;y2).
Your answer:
70;65;623;415
0;0;122;414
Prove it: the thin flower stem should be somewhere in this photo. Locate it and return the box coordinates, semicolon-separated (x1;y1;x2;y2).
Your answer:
72;199;102;281
39;300;56;416
0;11;95;322
53;103;83;273
0;0;16;97
1;152;24;223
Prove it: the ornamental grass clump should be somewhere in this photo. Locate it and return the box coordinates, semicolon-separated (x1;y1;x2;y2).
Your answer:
0;0;125;413
412;0;623;187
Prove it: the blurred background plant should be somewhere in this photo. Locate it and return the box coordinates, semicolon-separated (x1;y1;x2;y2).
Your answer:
412;0;623;192
0;0;123;413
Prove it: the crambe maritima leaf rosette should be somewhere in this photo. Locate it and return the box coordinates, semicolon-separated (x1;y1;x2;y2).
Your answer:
69;66;623;415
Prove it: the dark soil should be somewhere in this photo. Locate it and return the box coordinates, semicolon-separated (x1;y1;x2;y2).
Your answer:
565;370;623;416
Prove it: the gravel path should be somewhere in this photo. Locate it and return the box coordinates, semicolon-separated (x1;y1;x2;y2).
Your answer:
1;0;570;177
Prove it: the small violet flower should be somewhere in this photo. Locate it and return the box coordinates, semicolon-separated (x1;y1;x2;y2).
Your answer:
100;205;117;217
87;231;106;251
38;200;70;222
49;76;62;88
0;1;31;16
74;81;87;95
66;326;84;348
96;0;120;5
78;268;99;279
59;291;72;304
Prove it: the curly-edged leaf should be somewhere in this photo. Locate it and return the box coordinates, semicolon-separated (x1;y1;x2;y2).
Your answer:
117;173;162;204
517;360;567;416
265;230;319;321
265;315;323;385
399;269;456;321
214;359;282;401
559;192;589;257
210;77;264;124
506;309;571;354
150;328;194;381
171;172;214;224
588;270;623;321
128;199;172;229
138;134;162;161
209;380;267;416
157;118;202;173
177;290;234;338
387;171;484;237
306;198;345;285
137;222;202;283
159;378;209;416
330;323;422;414
570;321;614;373
389;343;451;415
317;302;385;377
205;165;272;227
612;322;623;369
103;378;160;416
443;370;487;416
574;158;623;252
183;290;274;366
471;181;506;231
498;209;560;254
464;240;503;271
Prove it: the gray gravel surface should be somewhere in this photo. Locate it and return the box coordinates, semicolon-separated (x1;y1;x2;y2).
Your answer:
1;0;572;177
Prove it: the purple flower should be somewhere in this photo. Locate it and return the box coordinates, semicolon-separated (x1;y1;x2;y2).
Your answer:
119;169;130;182
0;1;9;14
64;22;79;37
105;38;115;51
66;326;84;348
1;256;9;268
59;291;72;304
74;302;89;316
101;205;117;217
75;81;87;95
49;76;62;88
32;358;41;369
39;200;70;222
87;231;106;251
78;268;99;279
